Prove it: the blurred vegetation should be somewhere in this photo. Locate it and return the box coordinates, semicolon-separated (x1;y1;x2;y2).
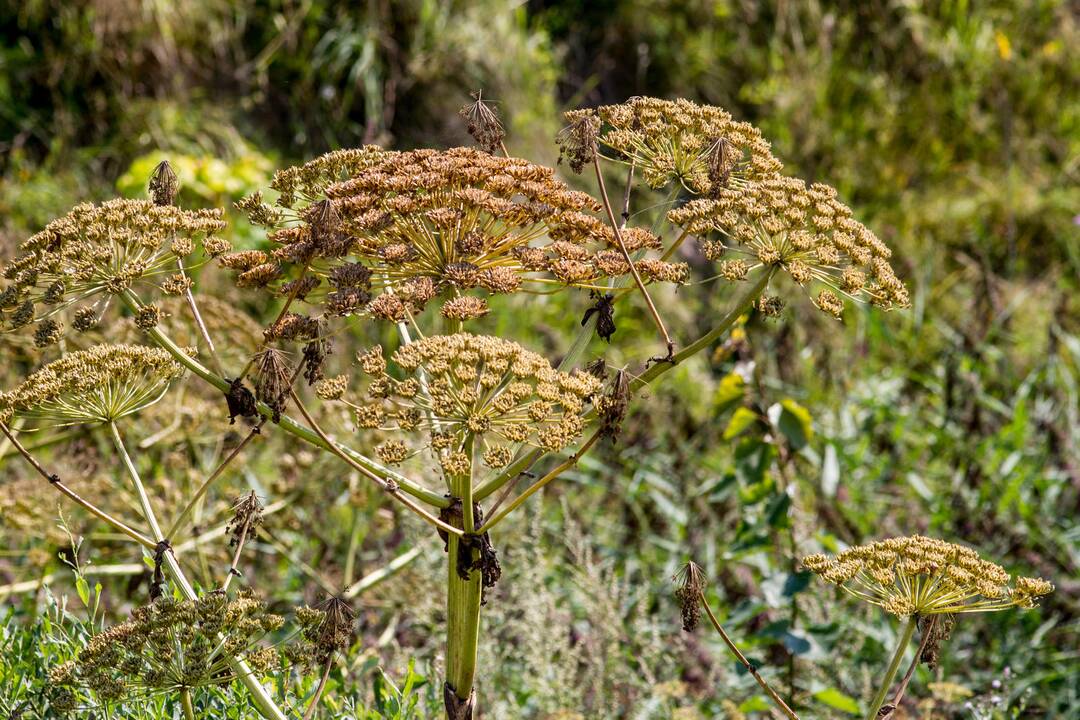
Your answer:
1;1;1077;718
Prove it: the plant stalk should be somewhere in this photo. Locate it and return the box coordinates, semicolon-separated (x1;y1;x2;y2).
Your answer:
445;438;480;719
885;615;938;716
865;615;918;720
0;422;155;550
288;389;462;537
302;657;334;720
699;589;800;720
181;687;196;720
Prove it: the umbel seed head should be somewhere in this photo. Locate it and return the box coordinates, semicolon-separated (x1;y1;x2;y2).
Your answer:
803;535;1054;617
669;175;909;316
234;147;687;324
0;199;225;340
0;344;185;427
563;97;782;193
340;333;601;474
48;592;284;703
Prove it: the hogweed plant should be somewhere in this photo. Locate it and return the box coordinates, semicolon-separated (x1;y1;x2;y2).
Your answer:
0;93;1041;719
804;537;1053;719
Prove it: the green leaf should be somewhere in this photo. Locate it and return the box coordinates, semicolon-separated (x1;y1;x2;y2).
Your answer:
814;687;861;714
724;406;760;440
713;372;745;413
75;577;90;608
775;398;813;450
739;696;772;713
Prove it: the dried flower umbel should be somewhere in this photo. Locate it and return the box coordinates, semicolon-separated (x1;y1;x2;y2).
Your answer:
345;333;601;472
0;200;226;339
235;147;687;322
48;592;284;708
564;97;782;194
805;536;1053;720
669;175;909;316
0;344;184;428
802;535;1053;616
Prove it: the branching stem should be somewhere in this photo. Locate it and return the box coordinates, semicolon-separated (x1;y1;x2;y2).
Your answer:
288;389;463;537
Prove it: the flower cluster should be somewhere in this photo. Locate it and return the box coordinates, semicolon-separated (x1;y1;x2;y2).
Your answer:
803;536;1054;616
48;592;283;706
560;97;782;194
669;175;909;315
343;333;600;475
0;344;184;427
259;146;391;212
0;199;226;342
234;147;687;322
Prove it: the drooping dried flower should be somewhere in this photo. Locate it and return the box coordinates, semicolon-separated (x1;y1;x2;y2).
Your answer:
287;597;355;667
459;91;506;153
0;345;184;427
583;97;783;194
803;536;1054;616
48;592;285;704
556;109;601;174
341;334;600;473
148;160;179;207
0;200;226;339
674;562;708;631
227;491;265;547
595;368;629;441
669;175;909;314
253;348;294;421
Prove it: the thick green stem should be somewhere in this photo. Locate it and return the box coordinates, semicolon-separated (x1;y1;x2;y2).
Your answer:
865;616;918;720
111;424;287;720
445;438;481;717
181;687;196;720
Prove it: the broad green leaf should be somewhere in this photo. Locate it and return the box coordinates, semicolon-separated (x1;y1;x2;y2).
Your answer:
713;372;745;412
75;577;90;608
814;687;860;714
773;398;813;450
724;406;760;440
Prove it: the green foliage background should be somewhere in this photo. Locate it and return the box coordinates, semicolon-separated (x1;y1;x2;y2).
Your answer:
0;1;1077;718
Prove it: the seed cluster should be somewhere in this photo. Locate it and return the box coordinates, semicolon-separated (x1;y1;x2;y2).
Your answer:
345;333;600;475
235;147;687;322
0;344;185;427
48;592;283;704
561;97;782;194
803;536;1054;616
0;199;226;341
669;175;909;315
